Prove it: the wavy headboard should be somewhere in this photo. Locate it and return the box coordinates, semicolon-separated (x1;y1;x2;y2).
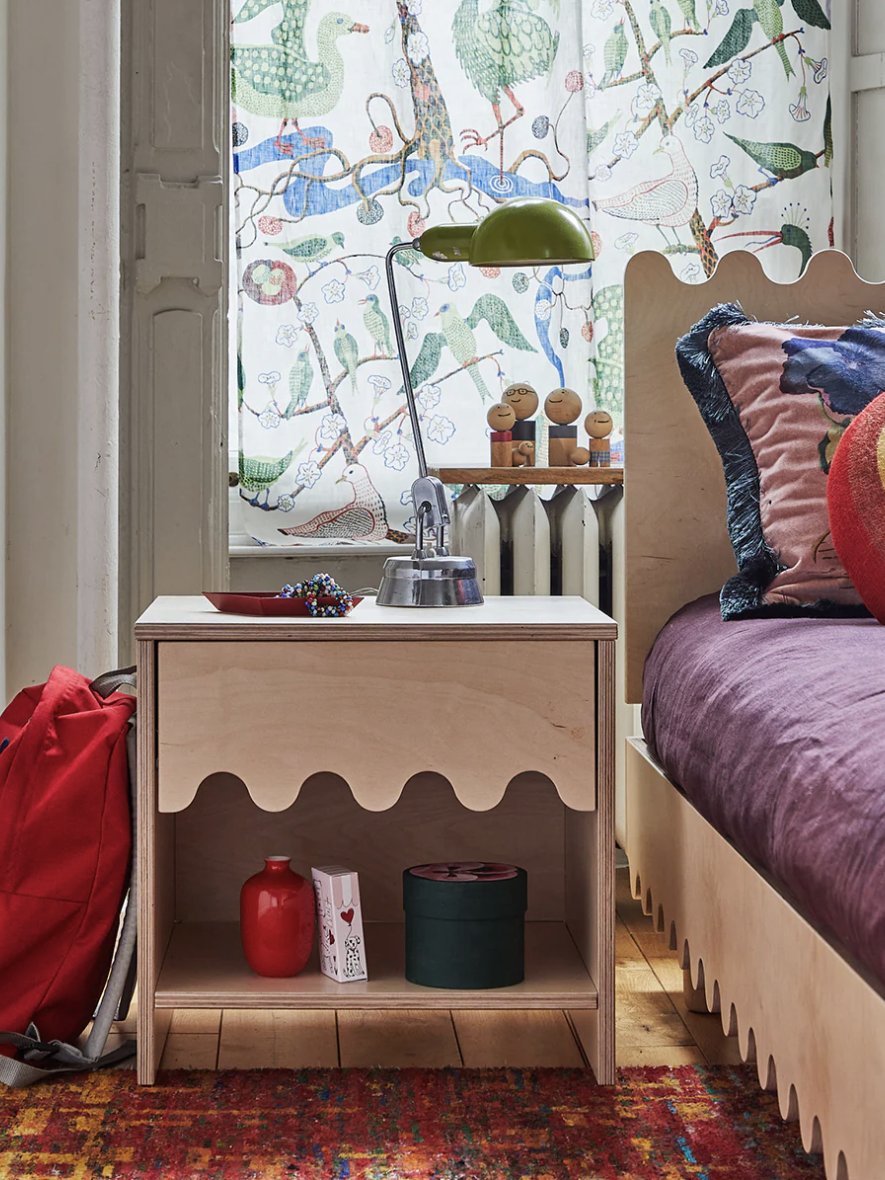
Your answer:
623;249;885;704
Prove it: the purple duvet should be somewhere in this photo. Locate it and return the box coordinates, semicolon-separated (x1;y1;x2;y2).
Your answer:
642;594;885;987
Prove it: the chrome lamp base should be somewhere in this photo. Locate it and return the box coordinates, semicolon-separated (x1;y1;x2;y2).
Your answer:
376;554;484;608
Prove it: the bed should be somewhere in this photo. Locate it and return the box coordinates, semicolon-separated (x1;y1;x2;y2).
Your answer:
623;248;885;1180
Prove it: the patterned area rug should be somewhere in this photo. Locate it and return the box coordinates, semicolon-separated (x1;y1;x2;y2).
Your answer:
0;1065;825;1179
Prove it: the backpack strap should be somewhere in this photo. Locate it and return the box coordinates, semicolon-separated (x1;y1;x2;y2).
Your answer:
0;1025;136;1086
0;675;139;1087
90;666;137;699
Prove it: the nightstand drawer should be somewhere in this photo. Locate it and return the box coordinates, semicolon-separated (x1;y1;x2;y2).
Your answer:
157;639;597;813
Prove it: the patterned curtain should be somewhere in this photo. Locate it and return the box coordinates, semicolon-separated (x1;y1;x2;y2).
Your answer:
232;0;831;546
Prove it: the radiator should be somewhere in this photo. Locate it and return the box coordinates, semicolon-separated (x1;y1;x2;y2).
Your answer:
450;484;614;608
450;482;636;850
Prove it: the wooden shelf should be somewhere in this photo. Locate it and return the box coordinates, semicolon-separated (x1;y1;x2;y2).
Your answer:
429;467;623;486
155;921;598;1010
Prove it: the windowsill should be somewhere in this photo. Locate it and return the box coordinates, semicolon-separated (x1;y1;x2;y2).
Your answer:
230;537;411;559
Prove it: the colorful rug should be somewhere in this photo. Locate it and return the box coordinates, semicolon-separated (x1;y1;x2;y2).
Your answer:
0;1066;825;1179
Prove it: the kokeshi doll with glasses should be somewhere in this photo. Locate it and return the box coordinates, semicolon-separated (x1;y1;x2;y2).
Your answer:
503;383;539;467
545;388;589;467
487;402;516;467
585;410;613;467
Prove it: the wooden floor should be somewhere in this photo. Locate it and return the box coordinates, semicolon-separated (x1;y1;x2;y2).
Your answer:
106;868;741;1071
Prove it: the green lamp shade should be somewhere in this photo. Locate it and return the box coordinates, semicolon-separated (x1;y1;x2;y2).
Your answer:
416;224;476;262
468;197;594;267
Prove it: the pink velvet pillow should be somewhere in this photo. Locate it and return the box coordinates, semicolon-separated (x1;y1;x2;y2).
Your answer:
676;305;885;618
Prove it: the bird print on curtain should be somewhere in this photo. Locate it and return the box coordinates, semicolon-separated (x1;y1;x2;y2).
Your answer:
232;0;832;545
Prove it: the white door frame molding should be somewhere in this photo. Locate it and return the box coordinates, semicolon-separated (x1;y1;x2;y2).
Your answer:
78;0;122;676
846;1;885;277
829;0;852;256
119;0;229;661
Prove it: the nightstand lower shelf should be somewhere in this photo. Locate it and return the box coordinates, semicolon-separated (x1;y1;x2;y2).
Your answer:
155;921;599;1010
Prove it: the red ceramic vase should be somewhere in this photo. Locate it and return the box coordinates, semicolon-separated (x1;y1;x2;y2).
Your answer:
240;856;315;977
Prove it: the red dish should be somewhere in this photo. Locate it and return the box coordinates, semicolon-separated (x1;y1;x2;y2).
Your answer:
203;592;363;617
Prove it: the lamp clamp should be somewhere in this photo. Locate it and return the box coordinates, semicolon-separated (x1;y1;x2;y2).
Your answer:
411;475;450;558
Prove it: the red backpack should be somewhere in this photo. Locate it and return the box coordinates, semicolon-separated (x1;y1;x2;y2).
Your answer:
0;666;138;1085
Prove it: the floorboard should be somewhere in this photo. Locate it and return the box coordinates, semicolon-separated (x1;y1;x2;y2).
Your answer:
170;1009;221;1035
616;1045;707;1067
614;963;695;1050
454;1010;583;1068
159;1033;218;1070
217;1010;338;1068
615;867;741;1066
644;954;743;1067
337;1009;462;1068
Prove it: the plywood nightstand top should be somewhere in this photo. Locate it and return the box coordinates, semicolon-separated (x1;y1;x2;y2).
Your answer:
135;595;617;641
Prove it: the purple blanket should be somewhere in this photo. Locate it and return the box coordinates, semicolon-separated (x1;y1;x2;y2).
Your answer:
642;594;885;987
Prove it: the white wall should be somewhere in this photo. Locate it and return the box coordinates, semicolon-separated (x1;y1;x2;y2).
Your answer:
3;2;120;694
6;2;81;690
852;0;885;280
0;0;7;705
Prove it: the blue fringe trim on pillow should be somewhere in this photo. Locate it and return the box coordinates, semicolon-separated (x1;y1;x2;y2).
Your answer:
675;303;870;622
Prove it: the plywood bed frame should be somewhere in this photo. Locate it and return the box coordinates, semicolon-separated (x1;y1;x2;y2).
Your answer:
623;249;885;1180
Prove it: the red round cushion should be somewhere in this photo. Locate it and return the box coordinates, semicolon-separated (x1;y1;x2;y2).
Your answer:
828;390;885;624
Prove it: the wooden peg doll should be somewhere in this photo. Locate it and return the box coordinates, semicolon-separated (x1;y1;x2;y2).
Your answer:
585;410;613;467
487;402;516;467
503;383;539;467
545;388;589;467
512;441;535;467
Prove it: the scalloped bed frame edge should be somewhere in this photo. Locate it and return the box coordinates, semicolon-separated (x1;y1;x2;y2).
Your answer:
623;249;885;1180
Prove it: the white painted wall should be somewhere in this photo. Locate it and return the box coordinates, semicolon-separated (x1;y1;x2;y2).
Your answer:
6;2;81;691
5;1;119;693
852;0;885;281
0;0;7;706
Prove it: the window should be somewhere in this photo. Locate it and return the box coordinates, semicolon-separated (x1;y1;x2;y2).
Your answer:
230;0;833;549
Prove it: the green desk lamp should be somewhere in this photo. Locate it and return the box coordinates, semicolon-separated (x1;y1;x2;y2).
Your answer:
376;197;595;608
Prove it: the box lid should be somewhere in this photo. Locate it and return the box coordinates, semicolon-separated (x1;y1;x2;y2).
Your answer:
403;863;527;921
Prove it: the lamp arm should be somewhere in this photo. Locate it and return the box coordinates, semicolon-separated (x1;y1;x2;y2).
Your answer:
385;241;428;480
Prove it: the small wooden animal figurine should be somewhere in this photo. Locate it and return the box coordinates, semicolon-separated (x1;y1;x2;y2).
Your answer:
503;383;539;467
585;410;613;467
545;388;589;467
487;402;516;467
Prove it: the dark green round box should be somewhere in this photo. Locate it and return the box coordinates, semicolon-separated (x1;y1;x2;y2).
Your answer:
403;864;528;989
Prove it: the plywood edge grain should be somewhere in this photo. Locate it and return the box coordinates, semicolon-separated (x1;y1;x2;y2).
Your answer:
136;638;175;1085
136;621;618;641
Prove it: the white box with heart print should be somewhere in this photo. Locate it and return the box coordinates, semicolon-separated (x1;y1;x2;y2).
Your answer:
311;865;368;983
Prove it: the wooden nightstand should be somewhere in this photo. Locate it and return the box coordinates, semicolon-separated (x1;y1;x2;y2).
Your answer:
135;596;616;1084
